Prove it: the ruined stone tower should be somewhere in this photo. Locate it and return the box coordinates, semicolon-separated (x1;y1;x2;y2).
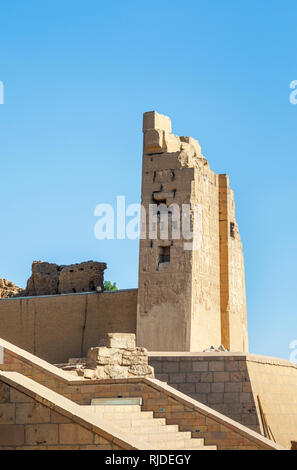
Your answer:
137;111;248;352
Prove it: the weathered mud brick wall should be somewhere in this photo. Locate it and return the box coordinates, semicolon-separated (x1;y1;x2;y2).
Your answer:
137;111;247;352
25;260;107;296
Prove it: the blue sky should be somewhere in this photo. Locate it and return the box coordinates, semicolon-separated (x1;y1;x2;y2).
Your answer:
0;0;296;360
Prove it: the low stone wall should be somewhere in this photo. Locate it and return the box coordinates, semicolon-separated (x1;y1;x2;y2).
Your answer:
148;352;297;449
0;290;137;363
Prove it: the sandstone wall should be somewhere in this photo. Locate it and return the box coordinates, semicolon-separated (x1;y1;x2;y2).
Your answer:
137;111;247;352
0;290;137;364
149;352;297;448
219;176;248;352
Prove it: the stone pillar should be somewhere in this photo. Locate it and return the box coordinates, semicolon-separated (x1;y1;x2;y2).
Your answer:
137;111;222;352
219;175;248;352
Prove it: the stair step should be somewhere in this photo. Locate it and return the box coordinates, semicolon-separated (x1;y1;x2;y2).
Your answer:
82;404;217;450
137;431;192;443
153;439;214;450
86;404;141;413
84;409;154;420
115;417;166;427
124;424;178;434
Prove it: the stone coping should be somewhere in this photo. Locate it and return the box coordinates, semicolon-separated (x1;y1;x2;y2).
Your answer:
0;370;153;451
0;338;82;383
148;351;297;368
0;288;138;302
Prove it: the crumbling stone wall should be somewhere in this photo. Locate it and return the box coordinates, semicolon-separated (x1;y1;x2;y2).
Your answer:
77;333;154;380
25;260;107;296
137;111;248;352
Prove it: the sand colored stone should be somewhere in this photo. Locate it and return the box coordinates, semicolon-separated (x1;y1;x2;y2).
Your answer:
25;260;107;296
137;111;248;352
80;334;154;380
0;279;23;299
0;339;284;450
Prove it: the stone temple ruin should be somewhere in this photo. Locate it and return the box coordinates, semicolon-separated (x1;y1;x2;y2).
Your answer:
0;111;296;450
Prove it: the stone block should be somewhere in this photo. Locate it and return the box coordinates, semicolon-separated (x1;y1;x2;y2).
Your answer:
144;129;166;154
16;403;51;424
169;373;186;384
86;347;122;367
0;424;24;446
10;389;34;403
209;361;225;372
143;111;172;133
213;372;230;382
225;382;242;393
211;382;225;393
128;365;154;378
121;349;148;366
0;383;10;403
25;424;59;446
105;365;129;379
0;404;15;424
99;333;136;350
192;362;209;372
59;424;93;445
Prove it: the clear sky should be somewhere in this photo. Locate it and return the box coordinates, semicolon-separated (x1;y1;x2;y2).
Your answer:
0;0;296;360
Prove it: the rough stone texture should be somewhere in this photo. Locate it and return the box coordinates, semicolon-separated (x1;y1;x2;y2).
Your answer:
0;279;24;299
79;334;154;380
99;333;136;350
25;260;107;296
137;111;248;352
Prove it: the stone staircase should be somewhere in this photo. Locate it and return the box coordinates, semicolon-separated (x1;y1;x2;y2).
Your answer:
83;402;217;450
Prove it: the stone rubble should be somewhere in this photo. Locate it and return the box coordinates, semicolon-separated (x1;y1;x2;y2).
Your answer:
76;333;154;380
0;279;24;299
203;345;229;353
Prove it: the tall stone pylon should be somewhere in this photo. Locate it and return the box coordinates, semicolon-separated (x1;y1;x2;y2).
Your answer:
137;111;248;352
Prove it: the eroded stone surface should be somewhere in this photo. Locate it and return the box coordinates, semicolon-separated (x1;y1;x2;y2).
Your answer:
0;279;24;299
99;333;136;350
24;260;107;296
137;110;248;353
78;333;154;380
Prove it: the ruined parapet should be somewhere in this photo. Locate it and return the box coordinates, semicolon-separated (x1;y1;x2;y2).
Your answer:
137;111;248;352
77;333;154;380
25;260;107;296
0;279;24;299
